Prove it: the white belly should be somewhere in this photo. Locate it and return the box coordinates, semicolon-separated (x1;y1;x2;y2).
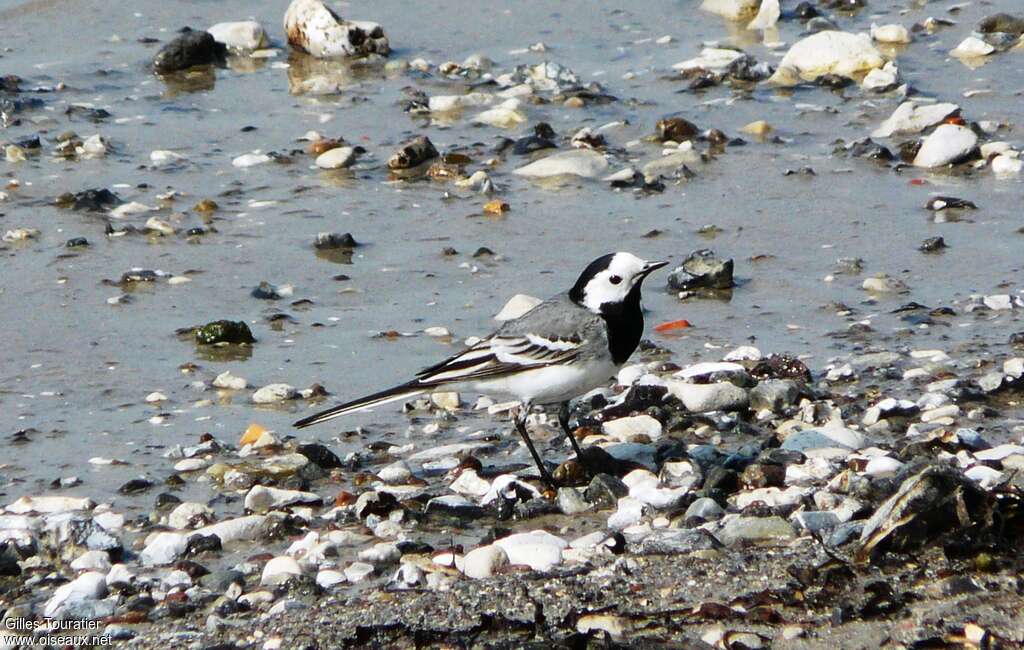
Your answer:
463;360;617;405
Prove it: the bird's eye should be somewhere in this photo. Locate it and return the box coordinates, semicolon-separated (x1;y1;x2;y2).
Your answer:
609;275;622;285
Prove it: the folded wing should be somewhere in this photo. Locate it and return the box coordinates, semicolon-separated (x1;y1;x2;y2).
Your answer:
414;333;584;385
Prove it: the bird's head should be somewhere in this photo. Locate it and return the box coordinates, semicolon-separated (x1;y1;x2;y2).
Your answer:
569;252;668;314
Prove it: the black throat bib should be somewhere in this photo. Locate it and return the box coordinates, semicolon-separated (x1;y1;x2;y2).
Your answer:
598;285;644;365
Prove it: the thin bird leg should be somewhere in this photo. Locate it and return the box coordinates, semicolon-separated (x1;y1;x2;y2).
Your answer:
514;405;557;488
558;401;591;473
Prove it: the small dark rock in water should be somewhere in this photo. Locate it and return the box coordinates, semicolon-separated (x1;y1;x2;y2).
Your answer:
65;237;89;248
0;75;22;93
16;135;41;150
513;123;557;155
58;188;122;212
821;0;866;11
64;105;111;122
792;1;821;19
155;493;182;510
314;232;358;249
387;135;438;169
194;320;255;345
118;478;155;495
656;116;698;143
978;13;1024;36
121;270;158;284
152;28;227;74
251;282;281;300
297;443;343;469
668;249;734;291
783;167;816;176
473;247;495;257
846;138;894;161
919;236;947;253
924;196;976;211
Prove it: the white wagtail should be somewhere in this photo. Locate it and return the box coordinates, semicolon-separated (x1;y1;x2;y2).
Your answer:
295;252;668;485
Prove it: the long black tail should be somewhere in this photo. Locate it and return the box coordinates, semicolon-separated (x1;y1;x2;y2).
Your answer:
293;382;424;428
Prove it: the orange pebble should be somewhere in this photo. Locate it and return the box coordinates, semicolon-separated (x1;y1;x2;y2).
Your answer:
239;423;266;445
654;319;692;333
483;200;510;215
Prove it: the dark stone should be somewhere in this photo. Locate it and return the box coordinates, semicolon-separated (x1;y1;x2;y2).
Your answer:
152;28;227;74
513;123;557;155
514;497;561;519
740;463;786;489
387;136;438;169
355;491;398;519
199;569;246;592
898;140;921;164
656;116;698;143
314;232;359;250
749;354;813;382
667;249;734;291
919;236;947;253
64;105;111;122
251;282;281;300
816;74;851;89
118;478;155;495
61;188;122;212
65;237;89;248
847;138;894;161
0;75;22;93
155;493;182;510
585;474;628;509
631;529;721;555
924;196;976;211
124;595;156;612
0;543;20;576
186;534;222;556
978;13;1024;36
758;448;805;466
121;270;158;284
194;320;255;345
297;443;343;469
700;467;739;497
749;379;801;412
792;1;821;20
174;559;210;579
16;135;40;149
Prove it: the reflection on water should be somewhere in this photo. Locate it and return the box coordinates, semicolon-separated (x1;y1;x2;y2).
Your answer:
194;343;255;363
286;51;385;95
314;247;354;264
158;67;217;96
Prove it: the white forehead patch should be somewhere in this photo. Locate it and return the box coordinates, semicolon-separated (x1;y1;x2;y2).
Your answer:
580;252;649;313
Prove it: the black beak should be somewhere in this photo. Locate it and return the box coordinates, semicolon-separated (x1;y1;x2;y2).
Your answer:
639;260;669;278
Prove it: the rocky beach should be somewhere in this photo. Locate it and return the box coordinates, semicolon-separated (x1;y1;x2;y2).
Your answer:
2;0;1024;647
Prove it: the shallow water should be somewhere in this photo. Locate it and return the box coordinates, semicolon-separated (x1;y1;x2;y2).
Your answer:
1;0;1023;516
